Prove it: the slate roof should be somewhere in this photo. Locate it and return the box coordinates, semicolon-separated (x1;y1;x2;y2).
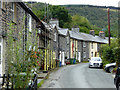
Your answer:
41;21;54;32
58;28;68;36
94;36;108;44
44;20;108;44
69;31;84;40
69;30;108;44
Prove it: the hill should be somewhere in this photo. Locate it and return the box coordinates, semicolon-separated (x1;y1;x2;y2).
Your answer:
62;5;118;37
26;2;118;37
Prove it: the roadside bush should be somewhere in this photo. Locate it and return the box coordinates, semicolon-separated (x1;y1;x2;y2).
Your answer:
112;67;117;74
114;47;120;66
100;39;119;66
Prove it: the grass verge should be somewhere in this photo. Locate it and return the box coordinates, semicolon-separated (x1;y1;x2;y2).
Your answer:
37;79;45;88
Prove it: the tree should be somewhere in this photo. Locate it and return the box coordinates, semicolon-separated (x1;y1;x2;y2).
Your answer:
50;5;72;28
72;15;91;33
100;39;119;65
28;2;72;28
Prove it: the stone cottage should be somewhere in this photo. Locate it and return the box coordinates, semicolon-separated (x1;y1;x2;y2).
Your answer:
0;1;46;76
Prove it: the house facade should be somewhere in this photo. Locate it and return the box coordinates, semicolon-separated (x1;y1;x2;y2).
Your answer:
69;29;83;62
58;29;69;65
0;1;48;76
69;28;108;62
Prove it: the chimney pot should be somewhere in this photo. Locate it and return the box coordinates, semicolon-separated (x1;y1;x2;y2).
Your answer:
89;30;95;36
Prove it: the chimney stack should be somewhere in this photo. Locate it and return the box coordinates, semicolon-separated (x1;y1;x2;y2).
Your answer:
99;31;105;39
49;18;59;27
72;26;79;32
89;30;95;36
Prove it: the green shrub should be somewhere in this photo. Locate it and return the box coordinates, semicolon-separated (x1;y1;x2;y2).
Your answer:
100;39;119;66
37;79;44;88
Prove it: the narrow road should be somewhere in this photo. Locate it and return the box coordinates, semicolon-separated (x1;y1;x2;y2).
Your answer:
41;63;115;88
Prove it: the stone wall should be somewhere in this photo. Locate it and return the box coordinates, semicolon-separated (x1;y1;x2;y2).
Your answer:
0;2;39;74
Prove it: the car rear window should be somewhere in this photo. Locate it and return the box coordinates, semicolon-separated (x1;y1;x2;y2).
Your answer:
91;57;101;61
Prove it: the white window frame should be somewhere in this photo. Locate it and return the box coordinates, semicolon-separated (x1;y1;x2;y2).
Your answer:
1;0;5;9
54;33;56;41
67;36;69;44
29;14;32;32
83;52;86;58
11;2;14;21
29;45;32;51
83;42;86;47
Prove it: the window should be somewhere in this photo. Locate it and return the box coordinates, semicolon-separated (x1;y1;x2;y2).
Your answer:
66;37;69;44
83;42;86;47
54;33;56;41
29;14;32;32
91;52;93;57
91;42;93;49
29;45;32;51
11;3;14;21
1;0;5;9
83;52;86;58
10;2;16;22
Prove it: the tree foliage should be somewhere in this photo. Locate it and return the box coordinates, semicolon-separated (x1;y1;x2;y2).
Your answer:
72;15;100;34
63;5;118;37
50;5;72;28
26;2;72;28
100;39;120;66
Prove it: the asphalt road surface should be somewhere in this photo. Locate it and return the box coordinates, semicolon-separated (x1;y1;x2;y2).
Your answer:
41;63;116;88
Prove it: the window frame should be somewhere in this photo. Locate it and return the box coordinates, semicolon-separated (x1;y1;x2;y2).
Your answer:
91;42;93;49
83;51;86;59
66;36;69;44
83;42;86;47
11;2;14;21
10;2;17;23
54;33;56;41
29;14;32;32
1;0;5;10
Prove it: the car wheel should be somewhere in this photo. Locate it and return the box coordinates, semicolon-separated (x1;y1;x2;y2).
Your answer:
109;67;114;73
117;82;120;90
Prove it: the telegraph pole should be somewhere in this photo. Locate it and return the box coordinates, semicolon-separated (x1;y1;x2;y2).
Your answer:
108;8;111;46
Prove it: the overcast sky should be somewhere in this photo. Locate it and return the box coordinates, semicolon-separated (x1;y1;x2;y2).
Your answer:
23;0;120;7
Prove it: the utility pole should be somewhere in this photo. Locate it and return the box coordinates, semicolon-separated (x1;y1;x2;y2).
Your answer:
108;8;111;46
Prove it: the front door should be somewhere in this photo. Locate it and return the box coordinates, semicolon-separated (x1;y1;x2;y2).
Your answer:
0;37;3;81
78;52;81;62
62;52;65;65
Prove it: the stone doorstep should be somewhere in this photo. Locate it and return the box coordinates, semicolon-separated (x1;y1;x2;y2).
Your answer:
37;73;48;79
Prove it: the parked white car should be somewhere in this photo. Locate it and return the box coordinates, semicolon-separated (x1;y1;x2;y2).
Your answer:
89;57;103;68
